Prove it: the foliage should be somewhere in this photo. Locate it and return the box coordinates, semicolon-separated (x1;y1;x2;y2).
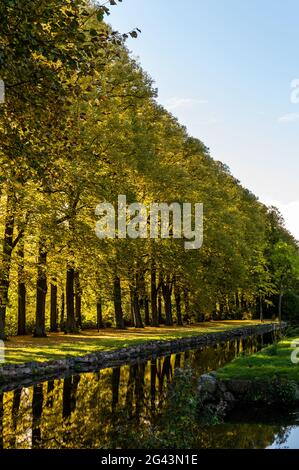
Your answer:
1;1;299;342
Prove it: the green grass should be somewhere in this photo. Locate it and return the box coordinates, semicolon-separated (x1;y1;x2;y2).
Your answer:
217;336;299;382
0;320;265;366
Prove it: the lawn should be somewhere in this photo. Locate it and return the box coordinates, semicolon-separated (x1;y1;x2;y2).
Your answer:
0;320;264;365
217;335;299;382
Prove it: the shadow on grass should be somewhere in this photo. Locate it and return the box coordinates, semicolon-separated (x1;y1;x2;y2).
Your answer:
0;321;266;365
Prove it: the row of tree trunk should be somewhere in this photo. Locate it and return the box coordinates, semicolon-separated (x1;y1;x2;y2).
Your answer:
0;192;188;338
115;269;188;330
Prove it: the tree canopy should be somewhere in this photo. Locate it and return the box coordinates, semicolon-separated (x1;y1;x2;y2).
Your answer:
1;0;299;340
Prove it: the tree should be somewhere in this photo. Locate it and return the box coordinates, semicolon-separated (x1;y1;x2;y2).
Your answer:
271;241;299;322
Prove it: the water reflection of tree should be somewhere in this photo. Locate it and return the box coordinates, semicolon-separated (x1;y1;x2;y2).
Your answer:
46;380;55;408
0;393;3;449
10;388;22;448
32;384;43;448
111;367;120;412
63;375;80;419
270;427;292;448
0;335;289;449
194;423;290;449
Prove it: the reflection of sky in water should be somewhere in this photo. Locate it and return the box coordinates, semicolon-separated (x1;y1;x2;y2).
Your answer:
267;427;299;449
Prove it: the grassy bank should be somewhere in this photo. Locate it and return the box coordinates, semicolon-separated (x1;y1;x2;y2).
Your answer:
217;332;299;382
0;320;265;365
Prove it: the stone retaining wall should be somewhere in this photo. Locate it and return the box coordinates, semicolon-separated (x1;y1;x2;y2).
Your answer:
198;371;299;412
0;322;285;392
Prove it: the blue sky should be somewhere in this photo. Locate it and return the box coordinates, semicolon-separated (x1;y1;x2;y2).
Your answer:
109;0;299;238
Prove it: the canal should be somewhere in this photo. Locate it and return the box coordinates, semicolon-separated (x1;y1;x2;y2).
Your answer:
1;331;298;449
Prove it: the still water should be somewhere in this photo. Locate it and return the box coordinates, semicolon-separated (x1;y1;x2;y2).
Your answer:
0;332;298;449
203;406;299;449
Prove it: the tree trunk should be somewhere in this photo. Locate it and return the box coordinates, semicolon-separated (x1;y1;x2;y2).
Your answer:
0;190;16;340
278;292;283;323
158;292;163;324
144;298;150;326
219;302;224;319
150;265;158;326
97;297;104;330
50;281;58;332
33;239;47;338
237;291;242;311
133;282;144;328
75;290;82;329
129;285;135;326
17;238;26;336
241;293;246;312
162;277;173;326
184;289;190;321
60;291;65;331
259;295;263;322
164;292;173;325
113;276;125;329
175;284;183;326
74;271;82;329
65;266;77;333
139;271;150;326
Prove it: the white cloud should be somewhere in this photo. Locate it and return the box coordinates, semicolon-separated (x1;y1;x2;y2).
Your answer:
266;200;299;240
164;97;208;111
278;112;299;123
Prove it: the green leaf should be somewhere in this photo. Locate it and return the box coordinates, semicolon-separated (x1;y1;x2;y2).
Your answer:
96;11;104;22
89;29;98;37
